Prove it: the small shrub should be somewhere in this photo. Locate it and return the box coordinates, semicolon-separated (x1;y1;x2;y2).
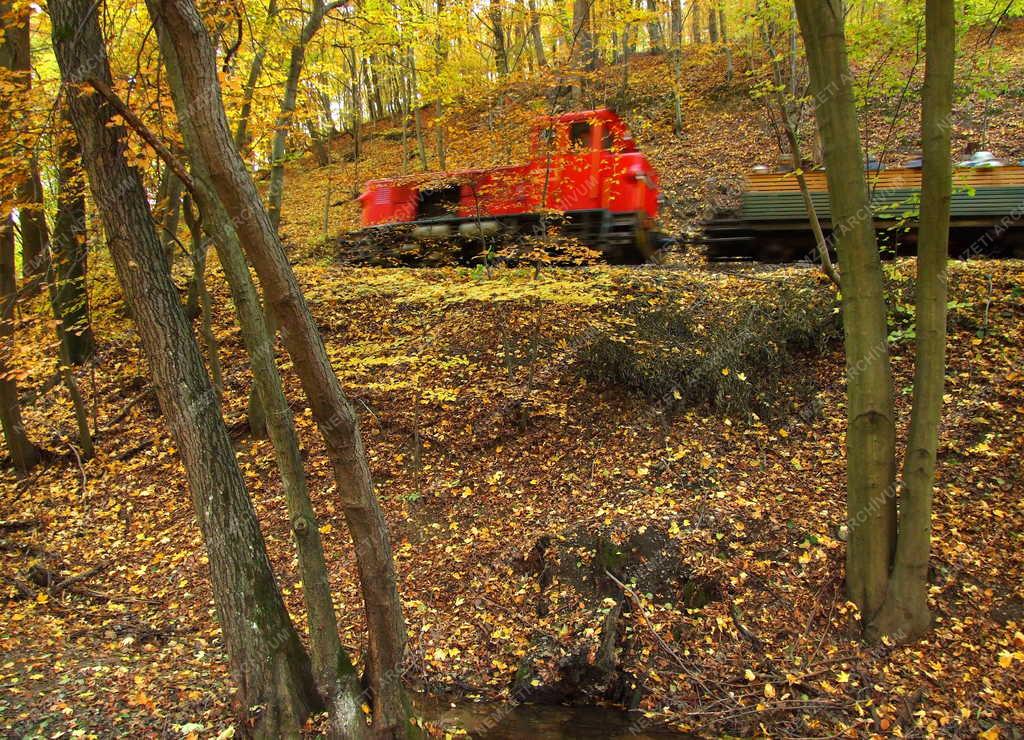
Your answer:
575;281;840;415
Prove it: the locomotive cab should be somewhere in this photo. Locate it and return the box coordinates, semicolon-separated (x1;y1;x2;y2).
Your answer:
531;109;639;157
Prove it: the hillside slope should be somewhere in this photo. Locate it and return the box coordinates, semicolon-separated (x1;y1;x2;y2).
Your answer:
275;19;1024;253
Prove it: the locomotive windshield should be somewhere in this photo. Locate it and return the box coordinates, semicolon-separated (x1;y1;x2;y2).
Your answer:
569;121;591;150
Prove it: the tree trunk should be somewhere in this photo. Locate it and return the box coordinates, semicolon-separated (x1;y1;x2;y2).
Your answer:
571;0;594;103
794;0;897;621
260;0;338;432
368;57;386;120
46;256;94;460
669;0;684;134
234;0;279;151
868;0;954;643
408;47;430;171
0;217;40;476
434;0;448;170
17;159;48;280
50;125;95;365
690;0;702;43
147;0;410;734
759;21;839;286
156;171;183;266
670;0;682;47
267;0;335;234
0;0;40;475
47;122;94;458
621;25;632;92
646;0;663;52
528;0;547;67
48;1;320;733
347;47;364;163
307;120;331;167
719;7;732;80
151;27;369;731
707;4;718;43
490;0;509;76
182;197;223;398
2;2;48;279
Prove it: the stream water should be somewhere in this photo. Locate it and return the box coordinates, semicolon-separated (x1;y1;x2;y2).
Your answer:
415;695;694;738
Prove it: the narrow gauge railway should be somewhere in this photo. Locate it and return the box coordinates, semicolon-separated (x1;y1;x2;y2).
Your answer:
335;109;1023;265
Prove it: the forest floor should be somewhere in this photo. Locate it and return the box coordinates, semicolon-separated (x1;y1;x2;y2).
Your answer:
3;22;1024;739
1;256;1022;737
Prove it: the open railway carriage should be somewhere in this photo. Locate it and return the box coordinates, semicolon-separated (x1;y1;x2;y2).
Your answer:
705;163;1024;261
351;109;663;265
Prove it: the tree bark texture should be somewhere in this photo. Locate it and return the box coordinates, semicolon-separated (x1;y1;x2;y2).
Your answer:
48;0;320;733
145;0;410;734
794;0;897;621
868;0;954;642
151;18;370;735
267;0;336;234
50;124;95;365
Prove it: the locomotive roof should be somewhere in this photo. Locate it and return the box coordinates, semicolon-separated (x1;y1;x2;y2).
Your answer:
542;108;624;124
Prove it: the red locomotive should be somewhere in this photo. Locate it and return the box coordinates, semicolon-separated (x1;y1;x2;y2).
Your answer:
357;109;663;263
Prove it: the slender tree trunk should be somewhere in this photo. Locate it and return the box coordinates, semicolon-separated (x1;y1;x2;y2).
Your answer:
669;0;684;133
868;0;954;642
307;120;331;166
49;2;320;733
267;0;337;234
759;21;839;286
347;47;364;163
46;260;94;460
234;0;279;151
148;0;410;734
48;122;94;457
670;0;682;46
786;124;840;287
528;0;547;67
408;48;430;171
182;197;223;398
571;0;594;103
2;2;48;279
151;25;369;733
50;125;94;365
0;0;40;475
795;0;897;621
368;57;385;120
0;217;40;475
434;0;448;170
260;0;338;432
18;159;48;279
361;60;376;122
646;0;663;51
621;25;632;92
157;172;182;265
719;7;732;80
403;48;428;171
707;4;718;43
361;61;374;122
490;0;509;76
